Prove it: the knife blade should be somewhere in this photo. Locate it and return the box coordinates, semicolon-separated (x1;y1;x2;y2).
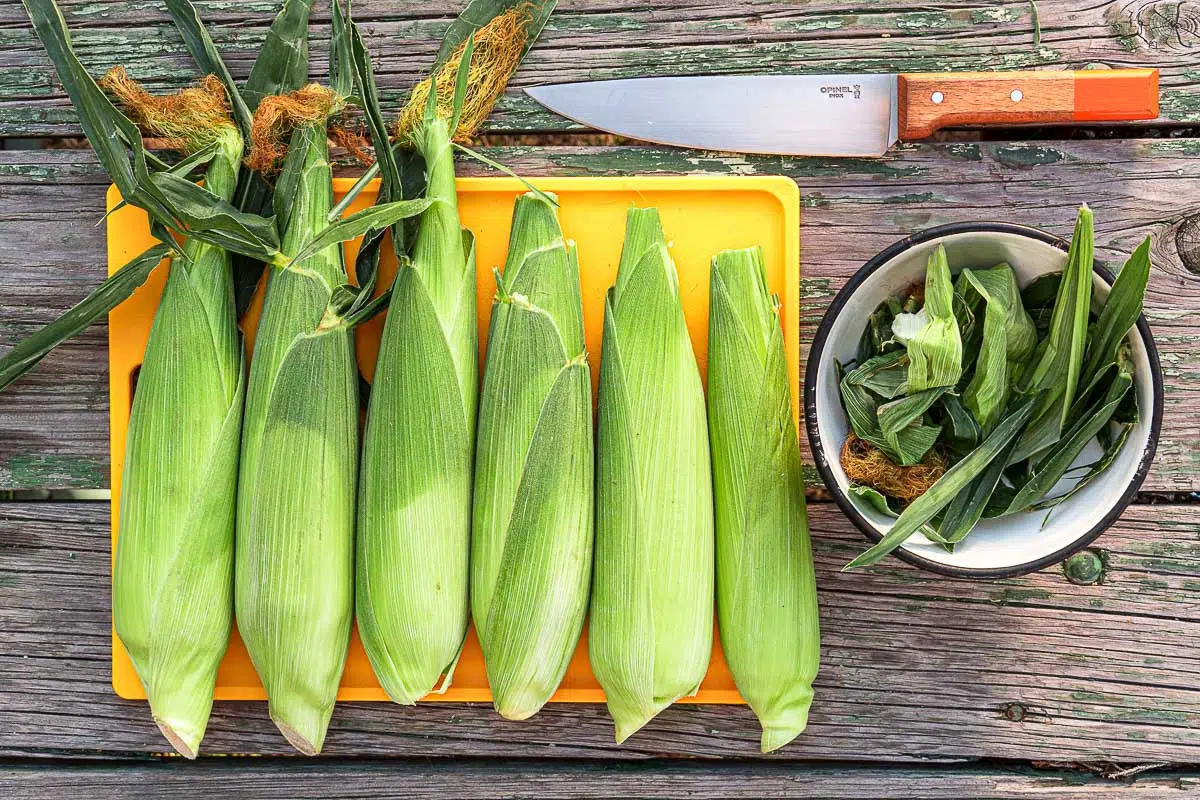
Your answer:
525;70;1159;157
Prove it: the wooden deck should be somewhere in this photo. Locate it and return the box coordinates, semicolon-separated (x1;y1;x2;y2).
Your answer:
1;1;1199;796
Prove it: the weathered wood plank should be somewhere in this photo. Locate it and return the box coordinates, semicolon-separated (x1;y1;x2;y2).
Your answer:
0;0;1197;137
1;141;1196;491
1;760;1197;799
2;501;1199;762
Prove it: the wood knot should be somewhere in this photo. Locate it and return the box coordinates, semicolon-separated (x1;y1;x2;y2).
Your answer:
1108;0;1200;52
1001;702;1027;722
1175;215;1200;275
1063;549;1106;585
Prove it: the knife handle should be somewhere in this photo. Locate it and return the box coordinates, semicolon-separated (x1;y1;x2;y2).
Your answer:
897;69;1159;141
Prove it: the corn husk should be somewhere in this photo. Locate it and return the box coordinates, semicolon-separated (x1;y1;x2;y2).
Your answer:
113;126;245;760
472;192;593;720
1012;206;1095;462
356;111;476;704
707;246;819;753
236;122;358;755
590;207;714;742
902;245;962;392
959;265;1035;432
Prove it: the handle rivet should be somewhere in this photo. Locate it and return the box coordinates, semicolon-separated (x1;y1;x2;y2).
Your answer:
931;91;945;104
1011;89;1024;102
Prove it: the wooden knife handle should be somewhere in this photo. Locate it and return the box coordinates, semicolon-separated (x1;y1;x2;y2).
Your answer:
897;69;1159;141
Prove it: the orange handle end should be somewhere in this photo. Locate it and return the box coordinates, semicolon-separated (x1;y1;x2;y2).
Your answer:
1073;69;1159;122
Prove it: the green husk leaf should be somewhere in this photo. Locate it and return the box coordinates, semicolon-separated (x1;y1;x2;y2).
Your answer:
0;242;170;391
878;387;947;465
448;34;476;136
850;484;901;517
453;142;558;208
328;0;353;99
1012;205;1094;462
935;439;1017;543
940;393;981;451
1079;238;1151;393
591;208;713;743
1003;355;1134;515
1032;423;1133;514
709;245;818;753
845;350;909;399
241;0;317;111
845;394;1040;570
22;0;282;263
837;366;899;460
284;198;431;270
906;245;963;391
960;265;1036;431
859;299;899;360
848;484;944;541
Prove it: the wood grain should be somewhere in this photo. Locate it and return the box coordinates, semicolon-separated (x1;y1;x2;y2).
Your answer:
2;501;1199;762
0;0;1197;137
2;760;1197;799
1;142;1197;491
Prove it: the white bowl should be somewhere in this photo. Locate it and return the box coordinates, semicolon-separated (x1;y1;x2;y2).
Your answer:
804;223;1163;578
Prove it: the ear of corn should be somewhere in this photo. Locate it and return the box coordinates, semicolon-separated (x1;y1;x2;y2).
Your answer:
113;126;245;760
707;246;820;753
236;122;358;755
472;191;594;720
590;207;715;742
357;112;476;704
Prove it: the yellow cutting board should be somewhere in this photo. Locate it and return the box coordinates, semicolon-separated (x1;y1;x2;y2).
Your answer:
108;175;801;704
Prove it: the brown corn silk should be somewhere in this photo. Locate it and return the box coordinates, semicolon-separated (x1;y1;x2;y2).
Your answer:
244;83;340;173
394;6;530;144
840;433;947;501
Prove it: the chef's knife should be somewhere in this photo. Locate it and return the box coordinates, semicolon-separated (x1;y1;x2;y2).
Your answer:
525;70;1159;157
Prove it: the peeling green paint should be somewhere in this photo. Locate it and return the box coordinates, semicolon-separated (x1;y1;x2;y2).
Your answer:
768;16;850;34
993;144;1067;169
802;192;831;209
992;587;1053;604
2;455;105;491
896;11;952;30
879;192;935;205
970;6;1023;25
945;143;983;162
1161;90;1200;123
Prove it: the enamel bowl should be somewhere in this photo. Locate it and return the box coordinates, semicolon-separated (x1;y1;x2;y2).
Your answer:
804;223;1163;578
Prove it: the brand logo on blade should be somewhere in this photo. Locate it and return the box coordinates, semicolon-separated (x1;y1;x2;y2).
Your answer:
821;84;863;99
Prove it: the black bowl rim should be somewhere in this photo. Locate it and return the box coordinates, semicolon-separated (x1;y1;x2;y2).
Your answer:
803;221;1165;580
